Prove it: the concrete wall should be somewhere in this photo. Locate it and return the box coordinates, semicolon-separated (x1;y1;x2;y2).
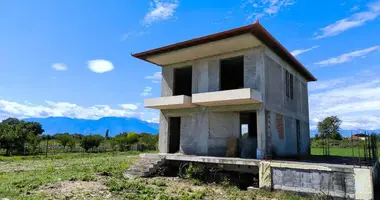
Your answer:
272;167;355;199
208;112;240;156
263;48;310;157
180;113;208;155
158;48;265;155
157;44;311;158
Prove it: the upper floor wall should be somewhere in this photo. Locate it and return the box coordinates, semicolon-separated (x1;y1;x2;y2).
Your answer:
160;44;309;120
161;47;265;97
264;47;309;120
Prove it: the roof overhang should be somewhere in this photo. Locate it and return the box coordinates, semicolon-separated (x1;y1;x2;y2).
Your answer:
132;22;317;82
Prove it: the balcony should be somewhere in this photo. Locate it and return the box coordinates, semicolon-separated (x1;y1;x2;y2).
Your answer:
192;88;262;106
144;95;196;110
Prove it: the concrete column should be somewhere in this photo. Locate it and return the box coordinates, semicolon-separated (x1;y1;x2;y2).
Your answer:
354;168;374;200
257;107;266;159
244;50;259;91
196;110;209;155
259;161;272;190
208;60;220;92
161;67;173;97
158;112;169;153
195;60;209;93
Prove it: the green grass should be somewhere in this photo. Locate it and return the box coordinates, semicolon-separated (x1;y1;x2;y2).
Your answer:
311;147;380;157
0;152;316;200
0;152;138;199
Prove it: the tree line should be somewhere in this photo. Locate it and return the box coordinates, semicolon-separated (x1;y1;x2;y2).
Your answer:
0;117;158;156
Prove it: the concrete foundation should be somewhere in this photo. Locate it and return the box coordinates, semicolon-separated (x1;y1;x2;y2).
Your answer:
156;154;378;199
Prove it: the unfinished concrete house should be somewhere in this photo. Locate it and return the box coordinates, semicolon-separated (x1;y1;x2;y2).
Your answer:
130;22;379;199
135;22;315;159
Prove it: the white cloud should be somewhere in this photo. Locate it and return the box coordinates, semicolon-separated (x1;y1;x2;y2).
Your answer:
0;100;142;120
314;46;379;66
315;0;380;39
145;72;162;83
245;0;295;21
309;75;380;130
291;45;319;57
140;86;153;96
142;0;179;25
87;59;114;73
52;63;68;71
119;104;139;111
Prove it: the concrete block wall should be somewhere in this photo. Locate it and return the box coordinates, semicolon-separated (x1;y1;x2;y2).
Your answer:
208;112;240;156
263;48;310;157
272;167;355;199
177;111;240;156
158;48;265;156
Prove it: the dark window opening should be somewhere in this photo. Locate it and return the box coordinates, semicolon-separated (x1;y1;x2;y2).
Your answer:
285;71;289;97
169;117;181;153
285;70;294;99
174;66;192;96
220;56;244;91
290;74;294;99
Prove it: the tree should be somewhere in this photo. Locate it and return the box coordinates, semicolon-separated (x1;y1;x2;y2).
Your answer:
105;129;110;140
0;123;18;156
2;118;20;126
317;116;342;140
0;118;44;155
55;133;72;150
114;132;140;151
80;135;104;152
138;133;159;150
27;133;42;155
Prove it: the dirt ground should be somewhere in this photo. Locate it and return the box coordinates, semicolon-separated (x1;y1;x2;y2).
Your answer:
32;181;111;199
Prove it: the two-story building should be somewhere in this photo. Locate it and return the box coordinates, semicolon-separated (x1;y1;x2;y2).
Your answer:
133;22;317;159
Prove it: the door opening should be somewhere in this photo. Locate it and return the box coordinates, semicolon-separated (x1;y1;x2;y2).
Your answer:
169;117;181;153
220;56;244;91
239;112;257;158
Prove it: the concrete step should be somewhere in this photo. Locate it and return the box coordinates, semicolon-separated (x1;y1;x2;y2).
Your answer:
123;155;166;178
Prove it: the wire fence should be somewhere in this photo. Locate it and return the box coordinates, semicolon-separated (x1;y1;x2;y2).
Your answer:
320;132;379;166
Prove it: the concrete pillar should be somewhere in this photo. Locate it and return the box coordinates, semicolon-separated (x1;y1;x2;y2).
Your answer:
244;50;259;91
259;161;272;190
208;60;219;92
161;67;173;97
195;60;209;93
257;107;266;159
196;110;209;155
354;168;374;199
158;112;169;153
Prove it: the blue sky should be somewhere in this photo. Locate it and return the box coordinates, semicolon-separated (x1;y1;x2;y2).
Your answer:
0;0;380;130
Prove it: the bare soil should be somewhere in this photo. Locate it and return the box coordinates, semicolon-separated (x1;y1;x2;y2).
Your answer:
32;181;112;199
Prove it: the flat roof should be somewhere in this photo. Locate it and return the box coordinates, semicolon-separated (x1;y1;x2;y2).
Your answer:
132;22;317;82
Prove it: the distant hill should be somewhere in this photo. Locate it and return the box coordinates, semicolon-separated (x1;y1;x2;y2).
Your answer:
25;117;159;136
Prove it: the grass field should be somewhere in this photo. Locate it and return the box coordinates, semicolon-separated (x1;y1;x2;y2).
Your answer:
311;147;380;158
0;152;317;200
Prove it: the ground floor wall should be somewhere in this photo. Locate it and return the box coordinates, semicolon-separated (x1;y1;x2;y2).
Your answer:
267;110;310;157
158;104;310;159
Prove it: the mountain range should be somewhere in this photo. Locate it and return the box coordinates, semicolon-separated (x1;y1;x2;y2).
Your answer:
24;117;379;137
25;117;159;136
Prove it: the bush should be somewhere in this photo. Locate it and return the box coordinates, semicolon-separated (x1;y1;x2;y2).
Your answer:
80;135;104;152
